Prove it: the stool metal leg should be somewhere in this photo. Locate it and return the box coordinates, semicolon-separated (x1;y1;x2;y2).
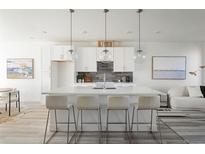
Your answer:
18;91;21;112
81;110;83;131
125;110;127;131
99;108;102;132
77;110;80;131
72;105;77;131
137;110;139;131
54;110;58;131
131;106;135;131
97;109;102;132
127;109;130;131
43;110;50;144
106;109;109;131
150;109;153;132
5;103;7;111
67;109;70;144
156;109;162;144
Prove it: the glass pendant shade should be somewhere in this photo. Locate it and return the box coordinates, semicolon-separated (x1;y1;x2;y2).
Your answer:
103;51;112;61
134;49;146;64
69;49;78;60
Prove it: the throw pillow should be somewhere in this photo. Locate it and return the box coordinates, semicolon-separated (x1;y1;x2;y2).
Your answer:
200;86;205;97
187;86;203;98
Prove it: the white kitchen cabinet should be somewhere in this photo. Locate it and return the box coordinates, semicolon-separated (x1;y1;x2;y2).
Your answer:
41;46;51;71
51;46;72;61
41;46;51;93
113;47;124;72
114;47;135;72
76;47;97;72
123;47;135;71
41;46;75;92
96;47;114;61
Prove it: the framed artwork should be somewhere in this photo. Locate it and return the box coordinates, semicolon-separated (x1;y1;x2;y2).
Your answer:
7;58;34;79
152;56;186;80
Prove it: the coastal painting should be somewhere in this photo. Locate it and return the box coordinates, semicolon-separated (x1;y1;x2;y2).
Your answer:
7;58;34;79
152;56;186;80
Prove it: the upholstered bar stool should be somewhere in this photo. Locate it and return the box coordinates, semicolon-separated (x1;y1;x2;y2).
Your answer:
43;96;77;144
106;96;130;132
75;95;102;132
131;96;162;143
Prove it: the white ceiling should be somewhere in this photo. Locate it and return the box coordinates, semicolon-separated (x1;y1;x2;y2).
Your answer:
0;9;205;42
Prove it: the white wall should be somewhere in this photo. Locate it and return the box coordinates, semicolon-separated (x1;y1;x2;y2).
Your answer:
0;42;51;103
130;42;202;92
201;43;205;85
0;41;203;103
74;41;203;91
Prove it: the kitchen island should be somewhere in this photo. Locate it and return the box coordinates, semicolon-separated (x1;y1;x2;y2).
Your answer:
42;86;164;131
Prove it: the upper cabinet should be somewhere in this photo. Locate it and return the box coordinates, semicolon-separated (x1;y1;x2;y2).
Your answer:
113;47;124;72
74;47;134;72
76;47;97;72
96;47;114;61
51;46;72;61
123;47;135;71
114;47;135;72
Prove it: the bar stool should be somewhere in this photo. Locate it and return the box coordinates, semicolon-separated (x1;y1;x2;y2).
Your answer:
131;96;162;143
75;95;102;132
43;96;77;144
106;96;130;132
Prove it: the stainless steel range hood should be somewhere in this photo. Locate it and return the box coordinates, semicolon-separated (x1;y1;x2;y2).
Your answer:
97;61;113;73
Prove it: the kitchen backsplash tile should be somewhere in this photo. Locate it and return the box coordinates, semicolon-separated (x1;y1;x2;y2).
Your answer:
76;72;133;83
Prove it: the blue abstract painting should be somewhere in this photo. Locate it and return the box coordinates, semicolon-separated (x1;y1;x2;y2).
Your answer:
7;58;34;79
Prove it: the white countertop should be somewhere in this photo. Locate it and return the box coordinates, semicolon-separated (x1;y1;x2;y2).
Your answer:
74;82;135;87
42;86;165;96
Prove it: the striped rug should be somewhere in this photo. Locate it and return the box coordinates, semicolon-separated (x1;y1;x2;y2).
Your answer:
159;109;205;144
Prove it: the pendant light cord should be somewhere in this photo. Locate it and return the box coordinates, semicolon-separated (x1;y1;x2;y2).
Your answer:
137;9;143;51
69;9;74;53
105;10;107;51
139;10;141;50
104;9;109;53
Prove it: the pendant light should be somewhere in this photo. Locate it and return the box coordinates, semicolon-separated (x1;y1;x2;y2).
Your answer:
102;9;112;61
134;9;146;64
68;9;77;60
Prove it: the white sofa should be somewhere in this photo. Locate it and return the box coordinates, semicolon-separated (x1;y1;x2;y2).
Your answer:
168;87;205;110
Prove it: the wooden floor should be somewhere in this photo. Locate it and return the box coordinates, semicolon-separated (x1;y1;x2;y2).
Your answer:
0;103;187;144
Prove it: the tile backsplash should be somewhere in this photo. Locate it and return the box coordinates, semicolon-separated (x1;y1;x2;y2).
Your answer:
76;72;133;83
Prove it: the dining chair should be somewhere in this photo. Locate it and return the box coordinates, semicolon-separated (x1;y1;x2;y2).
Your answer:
0;89;20;116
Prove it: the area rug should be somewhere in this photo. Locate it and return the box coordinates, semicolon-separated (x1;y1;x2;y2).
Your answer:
0;107;25;124
159;109;205;143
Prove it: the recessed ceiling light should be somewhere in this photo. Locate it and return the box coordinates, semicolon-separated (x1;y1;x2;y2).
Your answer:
155;30;161;34
29;36;35;39
42;31;47;34
126;31;133;34
82;30;88;34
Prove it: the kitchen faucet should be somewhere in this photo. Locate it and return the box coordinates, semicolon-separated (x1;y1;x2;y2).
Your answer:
103;73;106;88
